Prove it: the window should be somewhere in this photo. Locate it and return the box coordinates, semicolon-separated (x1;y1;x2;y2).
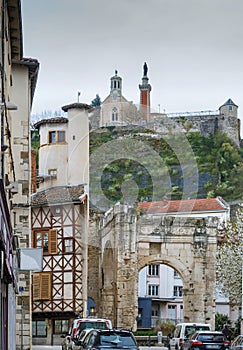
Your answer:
33;229;58;254
58;131;65;142
32;320;47;337
54;320;69;334
168;305;176;323
152;309;158;316
48;168;57;178
51;206;61;217
180;305;183;322
48;130;65;144
33;272;52;300
173;286;183;297
112;107;118;121
63;238;74;253
148;264;159;276
148;284;159;296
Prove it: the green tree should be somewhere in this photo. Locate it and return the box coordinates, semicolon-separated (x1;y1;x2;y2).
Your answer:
215;313;231;331
91;94;101;108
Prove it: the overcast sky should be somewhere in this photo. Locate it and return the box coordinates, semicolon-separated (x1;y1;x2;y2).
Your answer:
22;0;243;130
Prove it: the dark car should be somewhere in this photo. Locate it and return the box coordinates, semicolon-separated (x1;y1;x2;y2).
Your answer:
77;329;139;350
182;331;230;350
231;335;243;350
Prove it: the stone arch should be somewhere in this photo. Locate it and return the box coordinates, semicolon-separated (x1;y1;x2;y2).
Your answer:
138;255;191;286
137;242;216;327
97;204;217;331
138;256;193;327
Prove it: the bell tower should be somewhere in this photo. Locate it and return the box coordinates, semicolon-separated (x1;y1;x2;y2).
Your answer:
139;62;152;121
110;70;122;100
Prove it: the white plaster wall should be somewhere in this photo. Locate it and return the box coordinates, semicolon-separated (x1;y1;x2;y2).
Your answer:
38;123;68;187
39;123;68;145
66;107;89;185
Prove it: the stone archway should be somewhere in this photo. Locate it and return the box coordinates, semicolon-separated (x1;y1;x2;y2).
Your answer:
93;203;218;330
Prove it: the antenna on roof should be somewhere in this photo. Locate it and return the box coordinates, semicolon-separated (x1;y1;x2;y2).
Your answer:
77;91;81;102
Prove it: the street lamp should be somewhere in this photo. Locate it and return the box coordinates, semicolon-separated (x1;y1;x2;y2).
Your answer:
90;307;96;317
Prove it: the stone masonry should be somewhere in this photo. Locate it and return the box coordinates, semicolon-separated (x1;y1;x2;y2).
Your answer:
89;203;218;330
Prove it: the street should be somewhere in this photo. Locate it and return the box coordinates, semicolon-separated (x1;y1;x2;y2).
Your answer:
32;346;168;350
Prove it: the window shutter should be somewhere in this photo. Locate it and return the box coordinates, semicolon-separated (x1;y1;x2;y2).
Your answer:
49;229;58;254
33;273;41;300
41;272;52;300
33;273;52;300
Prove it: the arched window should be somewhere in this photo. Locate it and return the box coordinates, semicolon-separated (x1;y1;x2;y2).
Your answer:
112;107;118;121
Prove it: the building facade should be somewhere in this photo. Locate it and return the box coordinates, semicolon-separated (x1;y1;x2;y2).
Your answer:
0;1;39;350
31;185;88;346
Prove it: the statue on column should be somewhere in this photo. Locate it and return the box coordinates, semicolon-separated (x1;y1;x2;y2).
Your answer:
143;62;148;77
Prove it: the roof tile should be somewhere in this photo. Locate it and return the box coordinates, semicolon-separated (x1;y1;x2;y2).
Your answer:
31;185;84;206
138;197;228;214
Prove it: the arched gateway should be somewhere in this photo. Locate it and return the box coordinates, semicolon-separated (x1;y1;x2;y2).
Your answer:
89;200;225;332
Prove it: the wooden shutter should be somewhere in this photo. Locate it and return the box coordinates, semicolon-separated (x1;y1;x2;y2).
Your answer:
40;272;52;300
32;273;41;300
33;272;52;300
49;229;58;254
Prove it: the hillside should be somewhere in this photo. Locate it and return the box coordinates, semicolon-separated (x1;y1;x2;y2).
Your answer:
90;126;243;205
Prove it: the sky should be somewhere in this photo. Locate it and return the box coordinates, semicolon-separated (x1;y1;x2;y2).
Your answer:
22;0;243;130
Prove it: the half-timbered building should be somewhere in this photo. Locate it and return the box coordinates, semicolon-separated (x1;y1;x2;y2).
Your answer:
31;184;88;345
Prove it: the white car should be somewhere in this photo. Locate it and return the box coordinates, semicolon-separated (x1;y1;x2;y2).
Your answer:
169;323;212;350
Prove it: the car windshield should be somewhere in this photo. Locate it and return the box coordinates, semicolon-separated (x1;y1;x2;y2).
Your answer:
100;333;136;347
79;322;108;331
185;326;210;338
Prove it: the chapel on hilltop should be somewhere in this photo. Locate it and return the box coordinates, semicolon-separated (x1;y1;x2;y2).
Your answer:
89;63;241;146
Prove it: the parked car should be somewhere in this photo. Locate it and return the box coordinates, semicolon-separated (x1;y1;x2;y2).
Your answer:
61;317;112;350
169;323;212;350
72;329;94;348
231;335;243;350
77;329;139;350
182;331;230;350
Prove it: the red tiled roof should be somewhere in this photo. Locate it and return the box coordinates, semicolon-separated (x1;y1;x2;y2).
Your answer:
31;185;84;206
138;197;228;214
34;117;68;129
